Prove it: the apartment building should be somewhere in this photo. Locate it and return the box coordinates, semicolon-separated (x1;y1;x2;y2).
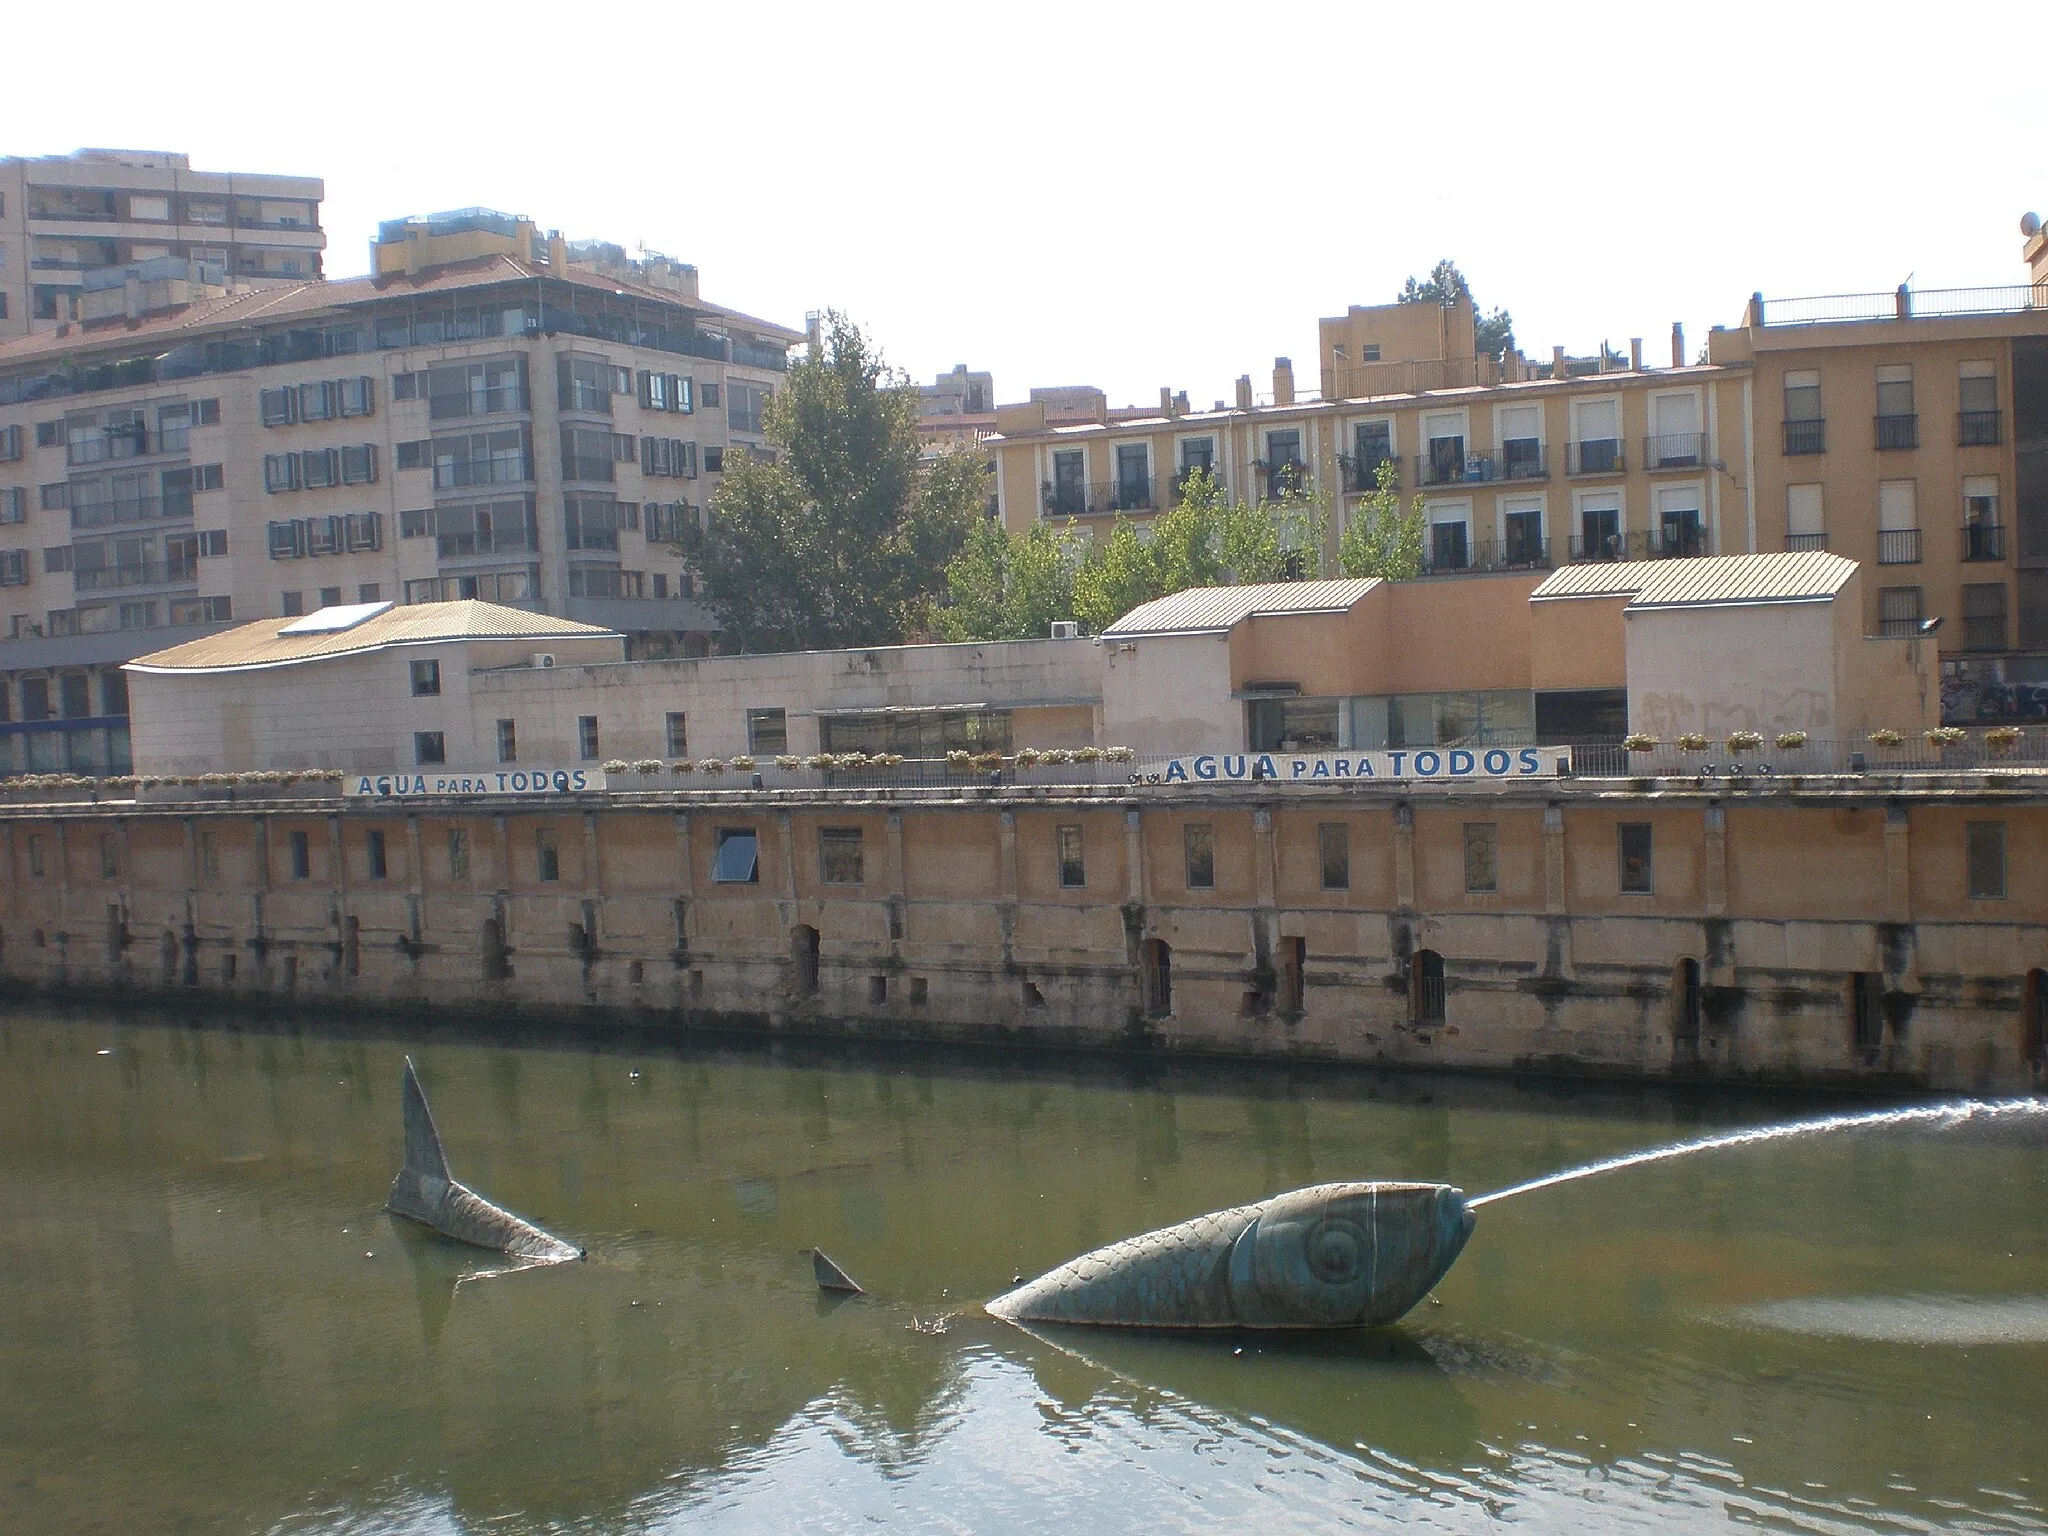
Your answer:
987;234;2048;683
0;149;324;340
0;208;801;776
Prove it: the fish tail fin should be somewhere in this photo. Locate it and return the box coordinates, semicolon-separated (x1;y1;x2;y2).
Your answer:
401;1056;453;1184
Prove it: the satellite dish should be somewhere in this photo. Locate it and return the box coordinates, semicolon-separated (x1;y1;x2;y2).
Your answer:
2023;212;2043;238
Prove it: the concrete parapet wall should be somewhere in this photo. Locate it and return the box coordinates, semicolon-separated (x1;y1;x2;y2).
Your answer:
1;783;2042;1094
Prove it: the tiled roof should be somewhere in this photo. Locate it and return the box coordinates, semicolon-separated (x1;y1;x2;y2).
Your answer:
123;600;619;674
0;254;801;368
1102;578;1380;638
1530;551;1858;609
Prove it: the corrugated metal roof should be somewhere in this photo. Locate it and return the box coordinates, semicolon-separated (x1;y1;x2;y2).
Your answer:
124;600;619;675
1530;552;1858;609
1101;578;1380;637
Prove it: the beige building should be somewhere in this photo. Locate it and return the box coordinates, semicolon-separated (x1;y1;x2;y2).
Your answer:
0;209;801;775
1;149;324;339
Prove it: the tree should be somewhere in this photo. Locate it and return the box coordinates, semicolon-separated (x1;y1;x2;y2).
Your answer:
696;311;982;651
1071;517;1162;635
1337;458;1426;580
936;517;1083;642
1396;258;1516;363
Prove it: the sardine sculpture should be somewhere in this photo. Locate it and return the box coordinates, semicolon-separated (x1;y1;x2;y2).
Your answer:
987;1182;1472;1330
386;1057;584;1263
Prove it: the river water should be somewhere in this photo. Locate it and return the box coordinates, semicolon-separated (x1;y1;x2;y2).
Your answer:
3;1004;2044;1535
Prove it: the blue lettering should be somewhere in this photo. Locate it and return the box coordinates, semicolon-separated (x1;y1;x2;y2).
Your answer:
1389;752;1406;777
1450;750;1475;776
1518;749;1541;775
1254;755;1279;780
1483;749;1510;775
1415;751;1442;776
1311;759;1330;778
356;776;376;796
1222;754;1247;779
1290;758;1310;779
552;771;571;792
1333;758;1351;778
1194;755;1218;781
510;772;530;792
571;770;590;791
1165;760;1189;783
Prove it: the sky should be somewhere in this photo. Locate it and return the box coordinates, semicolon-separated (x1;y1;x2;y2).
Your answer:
6;2;2043;407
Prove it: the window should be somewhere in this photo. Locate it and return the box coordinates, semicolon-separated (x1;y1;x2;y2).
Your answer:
665;711;688;756
714;828;760;883
1877;585;1923;637
1184;823;1214;889
298;380;335;423
1782;369;1824;454
704;447;724;473
578;715;599;760
1619;822;1653;894
40;483;68;511
1875;365;1916;450
41;546;70;573
1959;362;2000;445
397;440;429;471
0;488;22;524
0;424;20;462
367;830;388;880
280;590;304;616
1851;971;1884;1053
27;835;43;877
1049;448;1085;515
59;673;90;717
536;827;560;883
289;830;311;880
1503;502;1544;565
496;719;516;763
820;827;865;884
564;494;623;548
1787;483;1824;548
729;382;769;435
1248;696;1340;752
259;387;296;427
1966;821;2005;900
338;377;374;418
1352;420;1392;472
20;677;49;720
1963;477;2002;561
1179;436;1216;479
1877;480;1919;564
414;731;445;765
447;827;470;880
640;371;693;413
1056;824;1085;888
197;529;227;557
1412;949;1446;1024
1463;823;1499;893
1318;822;1350;891
195;464;224;492
1498;404;1544;478
1963;583;2008;652
700;381;721;409
0;550;25;586
747;708;787;755
302;447;339;488
410;659;441;696
558;357;613;414
340;445;377;485
263;453;300;493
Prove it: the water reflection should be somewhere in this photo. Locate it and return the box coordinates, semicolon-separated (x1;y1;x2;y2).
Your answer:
0;1004;2042;1534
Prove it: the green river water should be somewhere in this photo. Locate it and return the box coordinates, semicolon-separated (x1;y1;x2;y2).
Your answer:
2;1004;2044;1534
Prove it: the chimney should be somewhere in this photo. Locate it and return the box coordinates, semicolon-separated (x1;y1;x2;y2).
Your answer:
1175;390;1190;416
1551;345;1566;378
547;232;569;270
1629;337;1642;371
1160;386;1174;416
1671;322;1686;367
1272;357;1295;407
1235;374;1254;411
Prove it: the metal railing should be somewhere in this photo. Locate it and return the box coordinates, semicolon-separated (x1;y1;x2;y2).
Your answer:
1432;449;1548;483
1757;285;2048;326
70;496;191;529
1961;523;2005;562
1782;418;1826;455
1959;409;2002;446
73;560;197;592
434;456;534;490
1876;528;1922;564
1567;527;1714;562
1042;480;1156;516
1642;433;1707;469
1565;440;1624;475
1421;536;1556;575
429;388;529;420
1583;731;2048;777
1874;413;1919;450
1255;461;1311;500
1339;453;1399;493
1416;447;1467;486
1786;532;1829;552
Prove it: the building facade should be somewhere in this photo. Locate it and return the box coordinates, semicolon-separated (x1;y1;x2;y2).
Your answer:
0;210;802;776
0;149;324;339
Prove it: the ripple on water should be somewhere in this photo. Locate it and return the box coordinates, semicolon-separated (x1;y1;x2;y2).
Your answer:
1729;1294;2048;1346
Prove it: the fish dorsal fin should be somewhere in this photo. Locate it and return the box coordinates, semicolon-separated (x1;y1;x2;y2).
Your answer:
812;1248;864;1294
401;1057;454;1184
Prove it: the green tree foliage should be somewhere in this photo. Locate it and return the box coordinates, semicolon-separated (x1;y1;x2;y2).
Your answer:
1396;258;1516;363
697;312;983;650
952;468;1331;639
1336;458;1426;580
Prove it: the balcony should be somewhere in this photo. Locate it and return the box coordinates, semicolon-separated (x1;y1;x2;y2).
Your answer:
1498;443;1549;481
434;456;535;490
70;496;191;529
1042;480;1155;517
1874;413;1919;451
73;560;198;592
1782;418;1826;455
1339;453;1398;493
1567;527;1715;562
1642;433;1707;470
1415;446;1467;487
1876;528;1923;564
1958;409;2002;447
1786;532;1829;552
1255;460;1310;500
1565;439;1624;476
1961;523;2005;562
429;387;529;420
1418;446;1549;484
66;427;157;466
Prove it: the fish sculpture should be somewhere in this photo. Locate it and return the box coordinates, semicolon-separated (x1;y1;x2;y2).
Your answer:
986;1182;1472;1330
386;1057;584;1263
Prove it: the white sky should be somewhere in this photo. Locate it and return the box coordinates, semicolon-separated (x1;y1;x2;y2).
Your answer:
7;2;2042;407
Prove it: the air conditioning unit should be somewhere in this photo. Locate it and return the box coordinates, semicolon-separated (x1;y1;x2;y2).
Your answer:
1049;621;1080;640
532;652;556;669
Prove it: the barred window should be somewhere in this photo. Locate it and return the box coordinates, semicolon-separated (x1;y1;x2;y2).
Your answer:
1463;823;1499;893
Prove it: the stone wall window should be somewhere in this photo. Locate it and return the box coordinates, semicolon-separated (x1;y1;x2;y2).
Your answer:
714;828;760;884
414;731;445;765
820;827;864;885
447;828;470;880
1619;822;1653;894
1967;821;2006;900
666;711;688;757
746;708;787;755
1463;823;1498;893
1318;823;1349;891
535;827;560;883
410;659;441;697
497;719;516;763
1057;825;1085;889
289;830;311;880
1184;823;1214;889
367;830;388;880
578;715;599;760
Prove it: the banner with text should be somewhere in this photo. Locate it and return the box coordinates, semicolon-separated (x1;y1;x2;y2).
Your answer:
1154;748;1566;784
345;766;607;799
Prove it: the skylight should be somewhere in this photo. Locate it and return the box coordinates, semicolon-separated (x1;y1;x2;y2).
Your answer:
278;601;394;636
